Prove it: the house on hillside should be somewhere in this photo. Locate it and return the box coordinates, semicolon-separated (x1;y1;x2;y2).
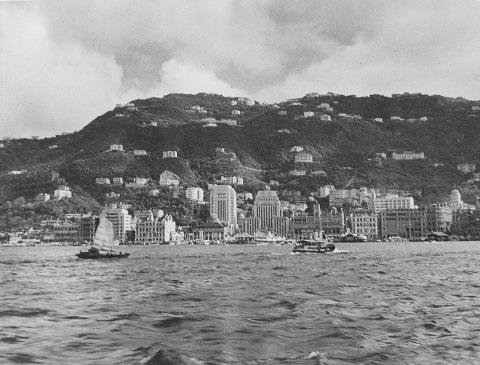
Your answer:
96;177;111;185
159;170;180;186
294;151;313;163
134;149;147;156
162;150;178;159
109;144;124;152
54;185;72;200
320;114;332;121
457;163;476;174
304;111;315;118
231;110;241;115
112;177;124;185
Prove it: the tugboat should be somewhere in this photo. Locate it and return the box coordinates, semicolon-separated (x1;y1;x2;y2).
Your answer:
77;215;129;259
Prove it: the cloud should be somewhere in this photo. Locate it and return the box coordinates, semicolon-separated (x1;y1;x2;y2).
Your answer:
2;0;480;137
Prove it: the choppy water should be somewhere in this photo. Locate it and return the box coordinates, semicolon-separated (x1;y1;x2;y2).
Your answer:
1;242;479;365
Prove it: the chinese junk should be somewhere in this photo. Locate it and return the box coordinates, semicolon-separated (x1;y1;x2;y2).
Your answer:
76;215;129;259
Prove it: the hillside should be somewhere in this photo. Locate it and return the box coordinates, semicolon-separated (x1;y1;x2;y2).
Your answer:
1;92;480;227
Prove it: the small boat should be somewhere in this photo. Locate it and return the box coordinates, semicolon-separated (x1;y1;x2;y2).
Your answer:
292;239;335;253
77;215;129;259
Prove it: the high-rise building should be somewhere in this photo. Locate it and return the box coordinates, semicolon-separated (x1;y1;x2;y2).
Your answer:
209;184;237;233
104;204;132;242
253;190;281;230
449;189;462;212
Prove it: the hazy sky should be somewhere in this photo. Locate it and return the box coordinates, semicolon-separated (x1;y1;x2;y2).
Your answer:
1;0;480;137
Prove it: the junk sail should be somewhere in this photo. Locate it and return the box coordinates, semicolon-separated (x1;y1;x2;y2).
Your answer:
91;215;115;252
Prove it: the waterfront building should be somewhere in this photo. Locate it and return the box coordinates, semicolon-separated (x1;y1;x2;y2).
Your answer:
96;177;111;185
294;151;313;163
54;185;72;200
350;211;378;240
159;170;180;186
191;222;228;241
78;215;98;244
452;210;480;238
186;187;204;202
253;190;282;231
104;204;132;242
321;212;345;236
135;213;176;244
53;220;80;243
209;184;237;234
162;150;178;159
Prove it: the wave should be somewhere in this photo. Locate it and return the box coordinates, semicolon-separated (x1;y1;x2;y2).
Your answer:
142;348;204;365
0;308;51;318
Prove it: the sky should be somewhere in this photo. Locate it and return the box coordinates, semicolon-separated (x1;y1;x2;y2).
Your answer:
1;0;480;138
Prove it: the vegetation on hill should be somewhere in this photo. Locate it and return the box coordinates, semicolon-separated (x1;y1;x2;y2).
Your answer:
1;92;480;227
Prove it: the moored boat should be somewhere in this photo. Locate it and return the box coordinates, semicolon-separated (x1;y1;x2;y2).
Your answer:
76;214;129;259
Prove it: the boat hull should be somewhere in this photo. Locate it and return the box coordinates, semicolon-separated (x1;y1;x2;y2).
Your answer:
76;251;130;259
292;243;335;254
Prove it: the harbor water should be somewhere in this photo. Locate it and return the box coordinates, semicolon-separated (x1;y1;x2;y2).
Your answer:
1;242;479;364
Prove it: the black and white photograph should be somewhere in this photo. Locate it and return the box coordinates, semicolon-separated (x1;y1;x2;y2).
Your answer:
1;1;480;364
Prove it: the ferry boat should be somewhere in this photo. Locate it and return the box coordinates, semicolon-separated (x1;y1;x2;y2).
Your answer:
292;238;335;253
336;231;368;243
77;215;129;259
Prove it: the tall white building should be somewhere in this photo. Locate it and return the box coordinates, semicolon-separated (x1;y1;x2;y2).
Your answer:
104;204;132;242
449;189;462;212
253;190;282;231
186;187;204;202
373;194;415;212
209;184;237;233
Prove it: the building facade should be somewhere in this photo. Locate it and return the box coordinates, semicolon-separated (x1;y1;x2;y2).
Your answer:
186;187;204;202
350;211;378;240
135;214;176;244
104;204;132;242
209;184;237;234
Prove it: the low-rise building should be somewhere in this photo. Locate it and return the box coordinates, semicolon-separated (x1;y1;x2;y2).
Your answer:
54;185;72;199
219;176;244;185
109;144;124;152
373;118;383;123
134;149;147;156
96;177;111;185
290;146;304;153
186;187;204;202
457;163;476;174
231;110;241;115
159;170;180;186
391;151;425;160
35;193;50;202
289;169;306;176
278;110;287;116
112;177;124;185
191;222;228;241
162;150;178;159
320;114;332;121
294;151;313;163
304;111;315;118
